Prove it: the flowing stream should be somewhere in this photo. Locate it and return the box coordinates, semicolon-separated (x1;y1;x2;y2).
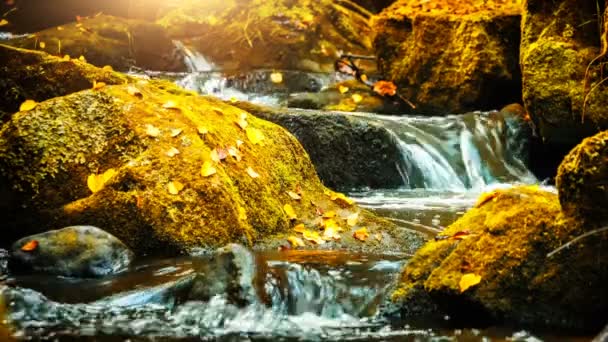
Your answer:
1;53;578;340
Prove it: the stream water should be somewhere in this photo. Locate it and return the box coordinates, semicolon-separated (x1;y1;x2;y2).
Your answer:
1;55;590;340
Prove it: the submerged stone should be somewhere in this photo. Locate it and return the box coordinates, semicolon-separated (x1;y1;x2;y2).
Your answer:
10;226;134;278
387;186;608;332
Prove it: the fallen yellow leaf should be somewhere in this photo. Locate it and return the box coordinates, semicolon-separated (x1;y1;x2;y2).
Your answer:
145;124;160;137
197;126;208;135
303;229;326;245
287;191;301;200
287;236;305;247
166;147;180;157
19;99;38;112
246;166;260;178
162;100;180;110
63;54;71;61
331;193;355;207
375;233;382;241
245;127;265;145
459;273;482;293
323;226;341;241
39;41;46;49
236;113;248;130
87;168;116;193
284;204;297;220
127;85;143;98
92;81;106;90
353;227;369;242
228;146;241;161
270;72;283;84
323;210;336;219
167;181;184;195
201;161;217;177
347;212;359;226
338;85;349;94
211;107;224;115
352;94;363;103
0;19;8;27
236;140;244;149
323;218;340;232
170;128;183;137
293;223;306;233
102;65;113;71
79;55;86;62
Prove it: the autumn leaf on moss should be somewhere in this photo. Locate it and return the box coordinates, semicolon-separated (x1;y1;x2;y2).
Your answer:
375;233;382;241
459;273;481;293
102;65;113;71
162;100;180;110
145;124;160;137
287;235;305;247
92;81;106;90
351;94;363;103
236;113;248;130
78;55;86;62
167;181;184;195
323;218;341;232
353;227;369;242
338;85;349;94
87;168;116;193
284;204;297;220
322;210;336;219
347;212;359;226
373;80;397;97
228;146;241;161
127;86;143;99
323;226;341;241
170;128;183;137
197;126;208;135
270;72;283;84
246;166;260;178
39;41;46;49
21;240;38;252
19;99;38;112
293;223;306;233
331;192;355;207
246;127;265;145
62;54;71;61
211;107;224;115
303;230;325;245
236;140;244;149
201;161;217;177
287;191;301;200
166;147;180;157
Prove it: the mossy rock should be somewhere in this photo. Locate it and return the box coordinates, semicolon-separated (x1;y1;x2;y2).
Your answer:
372;1;522;114
4;14;185;72
521;0;608;145
557;130;608;223
388;185;608;331
0;60;423;256
232;101;405;190
0;44;133;122
156;0;375;73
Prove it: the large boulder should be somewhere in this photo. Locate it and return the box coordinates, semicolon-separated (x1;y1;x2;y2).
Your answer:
0;44;133;122
233;102;405;190
521;0;608;145
4;15;186;72
156;0;375;73
386;185;608;331
557;130;608;222
9;226;133;278
0;50;423;256
372;0;522;114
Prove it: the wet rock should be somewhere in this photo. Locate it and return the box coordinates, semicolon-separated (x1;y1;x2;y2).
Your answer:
0;48;408;256
0;44;133;122
387;186;608;331
4;14;186;72
9;226;134;278
373;1;522;114
521;0;608;145
557;131;608;223
156;0;375;73
189;244;258;306
595;323;608;342
234;102;405;190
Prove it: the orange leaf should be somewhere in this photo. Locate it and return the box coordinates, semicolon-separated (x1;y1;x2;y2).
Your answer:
21;240;38;252
353;227;369;242
459;273;482;293
287;235;305;247
372;80;397;97
246;166;260;179
287;191;301;200
284;204;297;220
19;99;38;112
201;161;217;177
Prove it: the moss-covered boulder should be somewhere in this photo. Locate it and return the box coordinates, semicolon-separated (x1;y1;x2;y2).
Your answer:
521;0;608;145
4;14;185;72
0;44;133;122
232;102;405;190
0;62;423;256
387;185;608;331
557;130;608;223
156;0;375;73
372;1;522;114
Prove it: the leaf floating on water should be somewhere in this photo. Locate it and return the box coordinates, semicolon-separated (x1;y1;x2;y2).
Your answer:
353;227;369;242
162;100;180;110
145;124;161;137
92;80;106;90
293;223;306;233
166;147;180;157
102;65;113;71
351;94;363;104
459;273;481;293
19;99;38;112
167;181;184;195
347;212;359;227
201;161;217;177
246;166;260;178
287;191;301;200
197;126;208;135
287;236;305;247
245;127;265;145
303;230;325;245
270;72;283;84
284;204;297;220
87;168;116;193
21;240;38;252
170;128;183;137
39;41;46;49
127;86;143;98
338;85;349;94
0;19;9;27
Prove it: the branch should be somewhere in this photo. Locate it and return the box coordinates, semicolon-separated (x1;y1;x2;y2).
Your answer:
547;226;608;258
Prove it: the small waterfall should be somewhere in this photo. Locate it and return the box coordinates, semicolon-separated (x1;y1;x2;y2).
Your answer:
352;111;536;191
173;41;216;72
